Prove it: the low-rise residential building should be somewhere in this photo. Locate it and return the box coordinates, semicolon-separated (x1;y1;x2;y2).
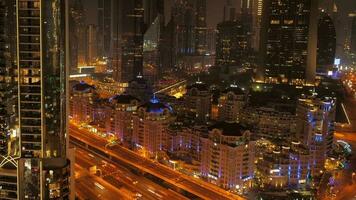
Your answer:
240;105;296;141
132;96;174;156
185;80;212;123
167;123;207;162
106;94;140;142
257;141;312;188
217;84;246;122
296;96;336;174
200;121;255;189
69;81;96;124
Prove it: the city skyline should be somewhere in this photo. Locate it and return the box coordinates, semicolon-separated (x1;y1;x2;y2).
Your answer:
1;0;356;199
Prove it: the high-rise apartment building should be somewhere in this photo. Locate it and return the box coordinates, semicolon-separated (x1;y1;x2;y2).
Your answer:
132;96;174;156
261;0;319;85
317;11;336;74
0;0;72;199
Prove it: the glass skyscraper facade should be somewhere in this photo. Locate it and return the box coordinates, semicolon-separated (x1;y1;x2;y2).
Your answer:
0;0;71;199
261;0;318;85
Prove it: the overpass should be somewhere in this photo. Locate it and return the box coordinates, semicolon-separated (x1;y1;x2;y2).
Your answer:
69;125;243;200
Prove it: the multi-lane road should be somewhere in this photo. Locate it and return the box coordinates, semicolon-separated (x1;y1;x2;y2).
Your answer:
74;146;188;200
75;163;129;200
69;124;244;200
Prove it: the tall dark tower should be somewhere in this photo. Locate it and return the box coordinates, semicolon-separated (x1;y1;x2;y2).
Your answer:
69;0;86;70
351;16;356;53
143;0;164;26
98;0;113;59
195;0;207;55
223;0;236;21
0;0;71;199
215;20;248;67
240;0;253;50
142;0;165;83
120;0;145;82
171;0;196;56
261;0;318;85
317;11;336;74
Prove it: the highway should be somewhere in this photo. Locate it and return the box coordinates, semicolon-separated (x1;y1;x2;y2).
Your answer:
75;163;130;200
74;146;188;200
69;124;244;200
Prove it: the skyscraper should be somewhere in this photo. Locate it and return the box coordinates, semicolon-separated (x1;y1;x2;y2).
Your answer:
317;11;336;74
143;16;162;84
69;0;86;72
215;20;248;67
240;0;253;50
195;0;207;55
0;0;16;157
143;0;164;26
351;15;356;53
171;0;196;56
261;0;318;85
251;0;264;51
97;0;112;59
0;0;18;198
120;0;145;82
223;0;237;21
87;24;98;64
0;0;71;199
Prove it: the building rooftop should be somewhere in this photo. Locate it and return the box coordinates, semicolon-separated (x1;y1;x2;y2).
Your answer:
109;94;140;104
129;74;148;85
72;81;95;93
222;84;245;95
187;80;209;91
140;96;172;114
208;121;247;136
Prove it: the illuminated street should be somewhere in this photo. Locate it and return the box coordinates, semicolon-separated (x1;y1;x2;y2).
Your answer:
69;124;244;200
74;146;189;200
75;164;129;200
325;97;356;200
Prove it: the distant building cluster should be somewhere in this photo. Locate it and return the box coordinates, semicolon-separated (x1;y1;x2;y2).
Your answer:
69;78;337;192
